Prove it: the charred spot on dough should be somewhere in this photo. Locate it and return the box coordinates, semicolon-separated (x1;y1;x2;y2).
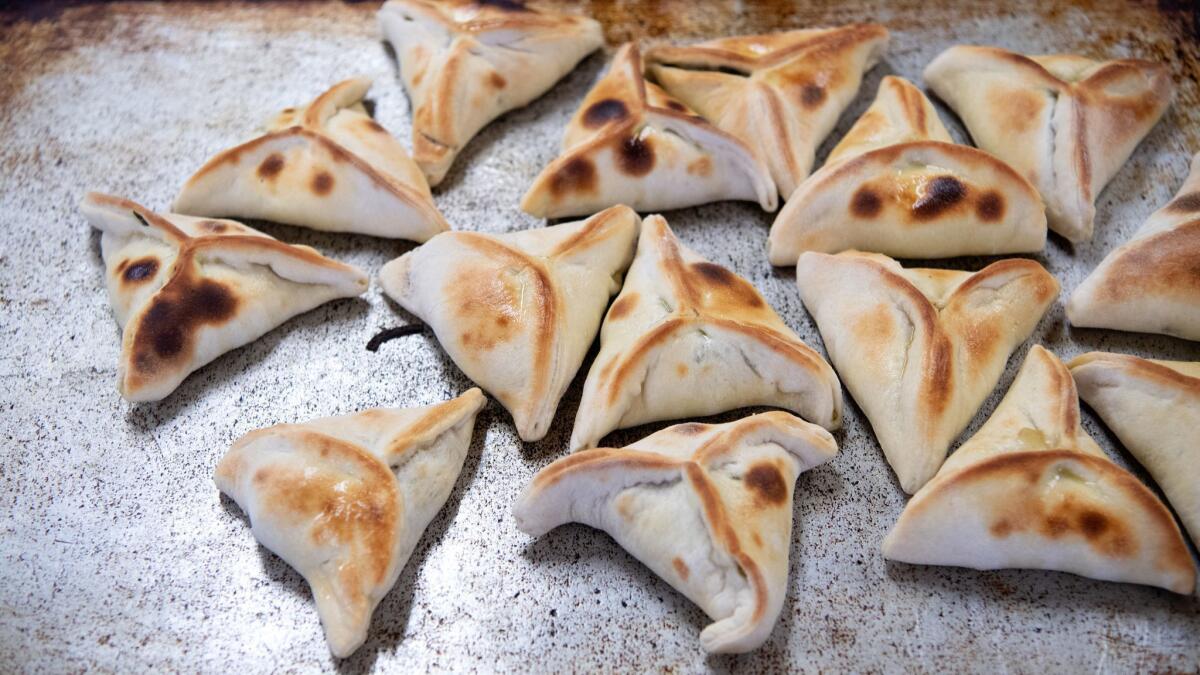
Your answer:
1167;192;1200;213
121;257;159;284
488;71;507;89
745;462;787;506
311;171;335;196
912;176;967;219
801;84;826;108
616;134;655;176
672;557;690;581
606;292;638;320
975;191;1005;222
257;153;285;179
549;157;597;196
666;100;688;113
692;262;765;308
582;98;629;128
851;186;883;218
132;277;239;372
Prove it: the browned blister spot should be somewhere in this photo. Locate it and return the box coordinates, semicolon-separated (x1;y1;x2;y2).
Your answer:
745;462;787;507
453;266;524;352
199;220;230;233
672;556;690;581
675;362;688;377
976;191;1005;222
912;175;967;220
851;303;896;352
311;170;335;196
582;98;629;128
673;422;707;435
549;157;597;196
488;71;507;89
751;531;763;547
851;186;883;218
616;134;655;176
257;153;285;179
606;292;638;320
1167;192;1200;213
121;257;159;284
690;262;765;309
686;156;712;176
666;100;688;112
800;83;826;108
131;273;239;377
989;87;1048;134
363;119;387;134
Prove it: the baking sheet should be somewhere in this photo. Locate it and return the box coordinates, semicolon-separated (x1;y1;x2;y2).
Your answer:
2;1;1199;671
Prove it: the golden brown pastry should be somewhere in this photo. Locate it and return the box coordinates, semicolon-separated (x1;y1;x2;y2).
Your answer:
794;251;1059;493
569;214;842;451
884;347;1195;594
925;46;1173;242
1070;352;1200;550
379;0;604;186
174;77;449;240
515;411;837;653
380;205;640;441
1068;151;1200;341
646;25;889;197
522;44;777;218
81;193;368;402
768;76;1046;264
217;389;487;657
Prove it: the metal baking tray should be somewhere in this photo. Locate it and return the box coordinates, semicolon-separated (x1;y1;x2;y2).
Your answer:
2;1;1198;671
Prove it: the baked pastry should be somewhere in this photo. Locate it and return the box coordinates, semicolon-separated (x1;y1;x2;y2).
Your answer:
768;76;1047;264
515;411;837;653
1067;151;1200;341
646;25;889;197
569;214;841;451
521;44;777;219
924;46;1173;242
378;0;604;186
379;205;639;441
81;193;368;402
1070;352;1200;550
884;347;1195;594
216;388;486;657
174;77;449;240
794;251;1058;493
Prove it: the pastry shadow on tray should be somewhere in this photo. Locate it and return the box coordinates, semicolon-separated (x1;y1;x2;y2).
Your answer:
121;295;371;429
883;558;1200;612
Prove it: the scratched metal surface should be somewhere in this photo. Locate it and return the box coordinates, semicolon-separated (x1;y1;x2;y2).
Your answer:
2;1;1199;672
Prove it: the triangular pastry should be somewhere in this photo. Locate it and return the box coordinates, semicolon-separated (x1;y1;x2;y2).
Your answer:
646;24;889;197
216;388;487;657
81;193;368;402
794;251;1058;493
378;0;604;186
174;77;448;241
379;205;640;441
515;411;837;653
924;46;1173;242
1067;151;1200;341
569;214;842;451
768;76;1047;264
1070;351;1200;550
884;347;1195;594
521;44;778;219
